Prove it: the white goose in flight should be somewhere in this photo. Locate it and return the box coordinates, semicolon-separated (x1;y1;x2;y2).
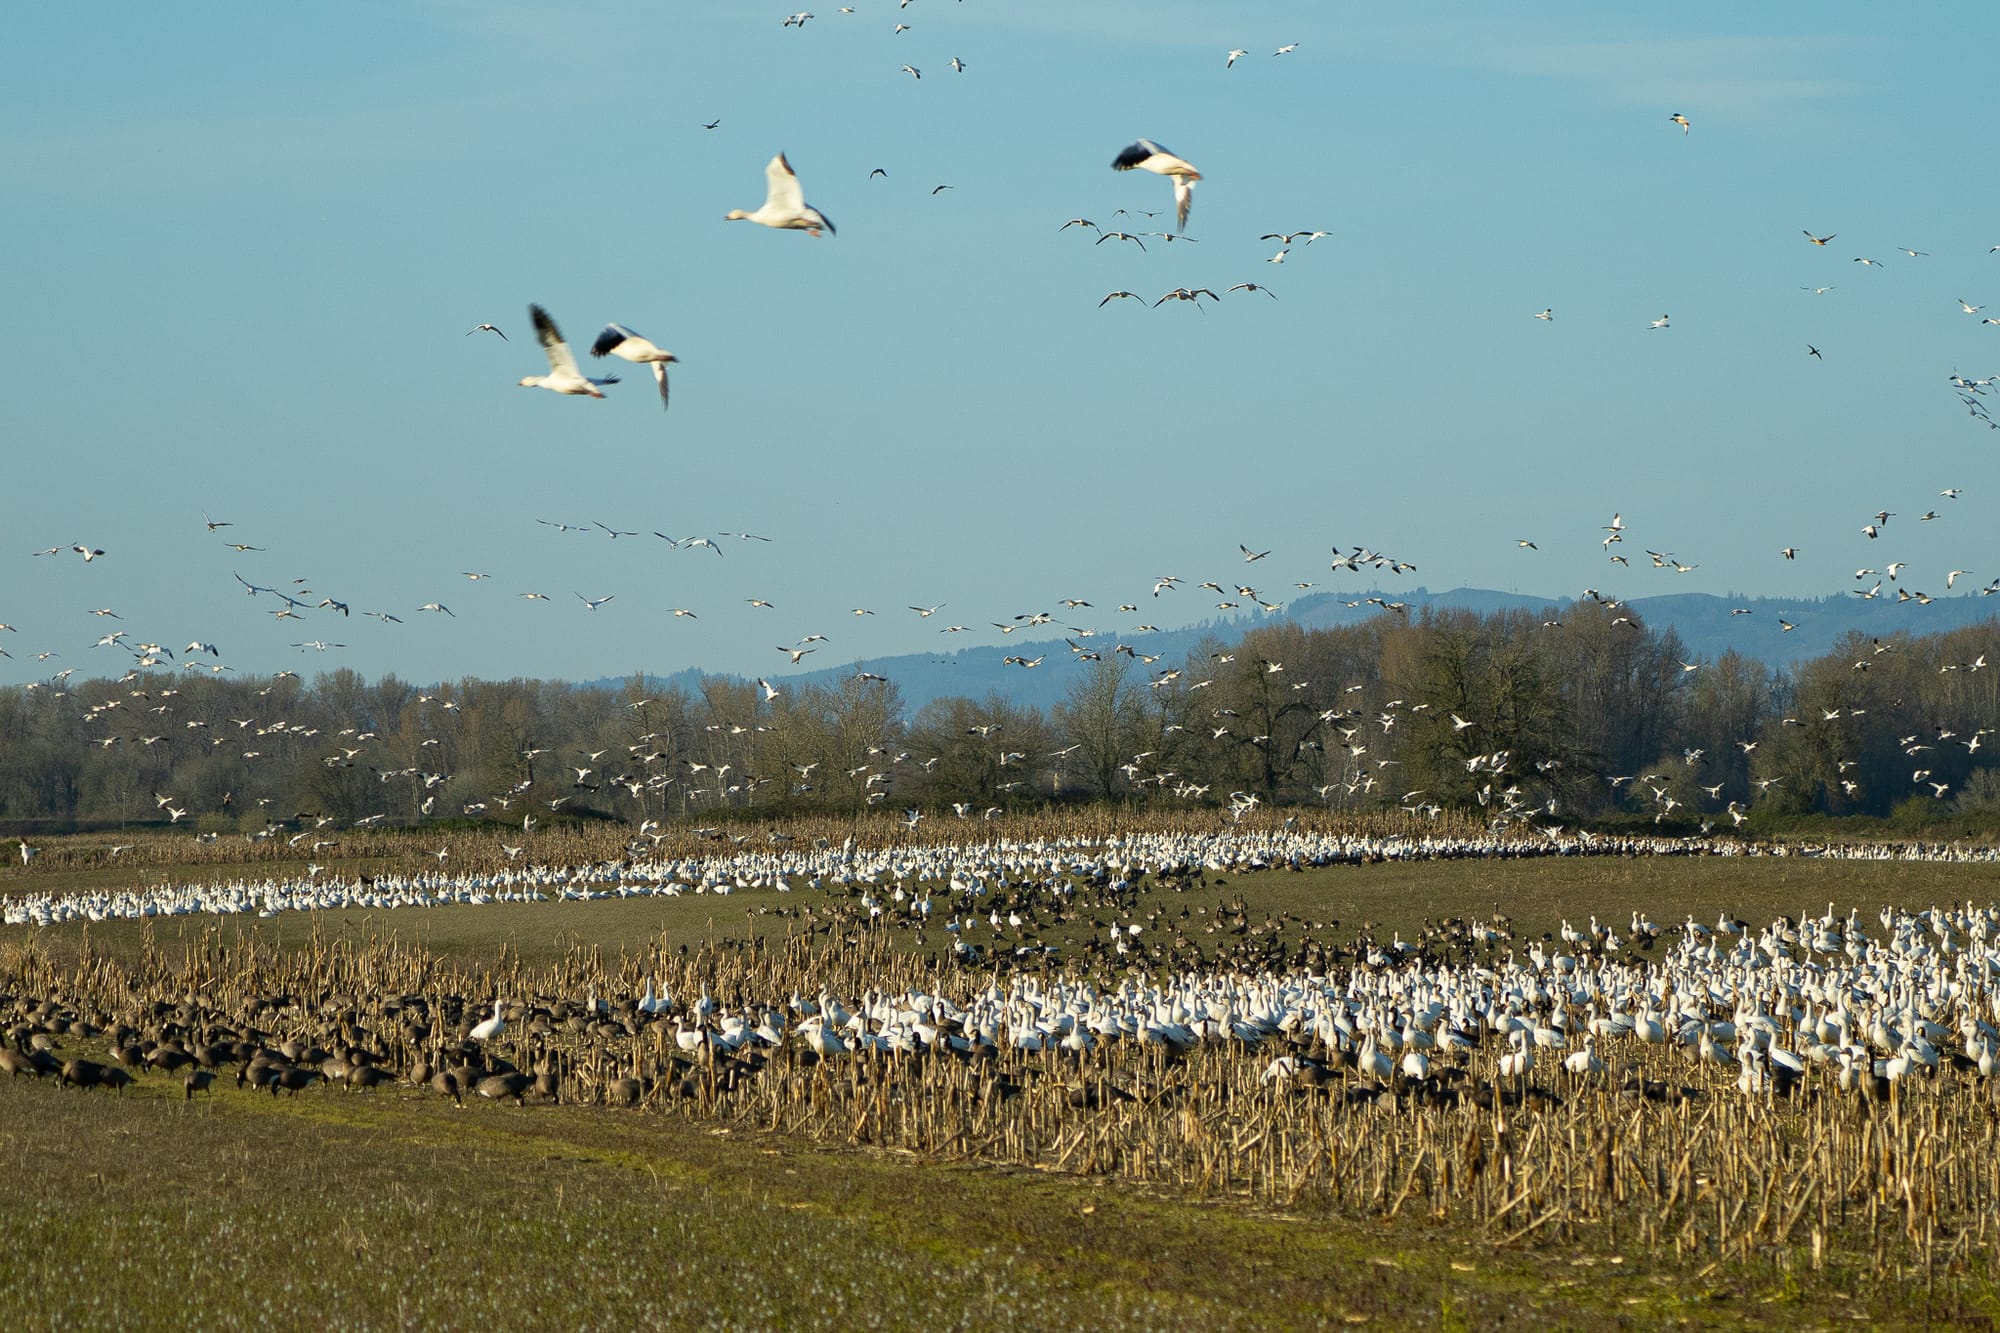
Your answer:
726;153;835;236
590;324;677;411
519;306;619;398
1112;139;1201;233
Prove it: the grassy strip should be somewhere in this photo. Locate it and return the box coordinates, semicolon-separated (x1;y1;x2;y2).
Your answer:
1;1067;1966;1330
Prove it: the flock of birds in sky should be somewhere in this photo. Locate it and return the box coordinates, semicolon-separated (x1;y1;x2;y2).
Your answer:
8;10;2000;731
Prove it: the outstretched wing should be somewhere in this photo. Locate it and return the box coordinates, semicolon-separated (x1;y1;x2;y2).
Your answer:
591;324;641;359
531;305;581;376
766;153;806;212
1112;139;1163;171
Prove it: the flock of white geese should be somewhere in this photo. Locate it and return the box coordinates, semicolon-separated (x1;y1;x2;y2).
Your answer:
750;897;2000;1102
13;824;2000;1102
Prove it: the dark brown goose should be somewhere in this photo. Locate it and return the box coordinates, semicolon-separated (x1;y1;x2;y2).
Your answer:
475;1072;533;1105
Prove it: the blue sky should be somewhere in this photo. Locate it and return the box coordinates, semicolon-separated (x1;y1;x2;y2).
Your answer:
4;3;1996;690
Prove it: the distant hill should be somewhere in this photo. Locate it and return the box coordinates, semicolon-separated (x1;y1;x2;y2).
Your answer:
1284;587;2000;667
588;588;2000;712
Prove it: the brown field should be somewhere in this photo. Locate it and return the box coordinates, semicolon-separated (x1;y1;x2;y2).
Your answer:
5;824;2000;1329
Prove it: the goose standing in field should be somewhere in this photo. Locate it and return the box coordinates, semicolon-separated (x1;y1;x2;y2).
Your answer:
590;324;677;412
471;999;505;1042
519;305;619;398
726;153;835;236
1112;139;1202;233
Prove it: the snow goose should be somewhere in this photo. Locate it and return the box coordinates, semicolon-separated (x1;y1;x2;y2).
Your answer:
1111;139;1201;233
519;305;619;398
471;999;505;1042
726;153;835;236
590;324;677;411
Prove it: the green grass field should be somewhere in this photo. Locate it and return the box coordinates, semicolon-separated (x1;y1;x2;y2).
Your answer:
0;1061;1969;1331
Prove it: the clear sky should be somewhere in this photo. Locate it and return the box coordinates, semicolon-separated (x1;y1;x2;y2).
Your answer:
4;3;1997;691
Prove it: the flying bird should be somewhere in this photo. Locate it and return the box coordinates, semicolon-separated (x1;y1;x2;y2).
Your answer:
725;153;835;236
1112;139;1202;233
1804;231;1835;246
519;306;619;398
1226;48;1247;68
1669;113;1690;134
466;323;507;340
590;324;677;411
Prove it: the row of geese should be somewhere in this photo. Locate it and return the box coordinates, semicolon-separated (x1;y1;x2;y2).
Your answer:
7;824;1999;929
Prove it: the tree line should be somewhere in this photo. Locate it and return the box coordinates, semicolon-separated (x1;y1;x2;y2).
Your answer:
3;602;1997;834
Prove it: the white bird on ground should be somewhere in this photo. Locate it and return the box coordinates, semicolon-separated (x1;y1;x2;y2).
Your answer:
590;325;677;411
471;1000;505;1042
726;153;835;236
1111;139;1202;233
519;305;619;398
